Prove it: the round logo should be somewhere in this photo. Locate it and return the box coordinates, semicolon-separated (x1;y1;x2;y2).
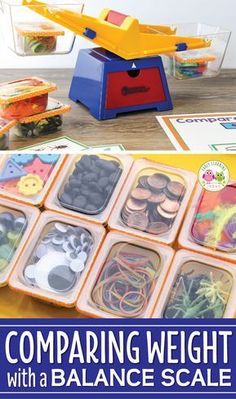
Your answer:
198;160;229;192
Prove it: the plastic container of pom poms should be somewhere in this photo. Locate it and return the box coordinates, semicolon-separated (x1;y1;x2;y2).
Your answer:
178;181;236;264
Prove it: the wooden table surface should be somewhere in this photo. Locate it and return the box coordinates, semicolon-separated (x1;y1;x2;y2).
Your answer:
2;69;236;151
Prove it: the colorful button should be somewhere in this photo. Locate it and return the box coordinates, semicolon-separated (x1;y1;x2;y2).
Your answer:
24;158;53;181
17;174;44;196
11;154;35;165
38;154;60;164
0;160;27;182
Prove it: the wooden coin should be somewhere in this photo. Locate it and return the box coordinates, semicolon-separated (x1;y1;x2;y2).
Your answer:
166;181;186;199
157;206;177;220
161;198;180;213
148;192;166;204
131;188;151;201
126;198;147;212
147;222;170;235
138;175;149;189
147;174;170;191
127;212;149;231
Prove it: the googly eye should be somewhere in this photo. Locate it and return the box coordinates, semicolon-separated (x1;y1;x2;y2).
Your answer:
70;258;85;273
52;234;64;245
35;243;49;259
65;251;77;262
55;223;68;234
77;251;88;263
24;264;36;281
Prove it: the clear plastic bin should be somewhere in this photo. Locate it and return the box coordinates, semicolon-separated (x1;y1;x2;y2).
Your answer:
153;250;236;319
45;154;134;225
0;197;40;287
0;77;57;120
76;231;174;318
108;159;197;246
164;23;231;80
178;181;236;264
9;211;106;307
12;98;71;137
0;117;16;150
0;0;83;56
0;154;65;207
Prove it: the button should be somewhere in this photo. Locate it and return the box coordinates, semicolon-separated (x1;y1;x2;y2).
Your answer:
24;158;53;182
17;174;44;196
11;154;35;165
0;159;27;182
38;154;60;164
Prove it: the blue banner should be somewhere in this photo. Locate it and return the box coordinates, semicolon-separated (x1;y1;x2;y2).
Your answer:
0;319;236;399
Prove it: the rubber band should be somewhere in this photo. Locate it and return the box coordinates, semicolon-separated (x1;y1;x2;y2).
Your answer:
90;243;161;318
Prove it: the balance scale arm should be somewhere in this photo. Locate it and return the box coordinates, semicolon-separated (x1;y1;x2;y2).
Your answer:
22;0;211;60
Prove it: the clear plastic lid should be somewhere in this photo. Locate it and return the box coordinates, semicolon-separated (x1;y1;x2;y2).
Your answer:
121;168;186;235
23;221;93;295
90;242;161;318
13;98;70;137
163;260;233;319
0;117;16;135
191;184;236;253
15;22;64;37
0;77;57;104
0;206;28;276
58;155;123;216
0;154;60;200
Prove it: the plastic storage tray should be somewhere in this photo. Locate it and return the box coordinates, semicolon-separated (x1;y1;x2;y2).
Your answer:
0;154;65;207
12;98;71;138
178;182;236;263
9;211;106;307
0;197;40;286
153;250;236;319
0;0;83;56
164;23;231;80
45;154;134;225
0;117;16;150
108;159;197;245
0;77;57;120
76;231;174;318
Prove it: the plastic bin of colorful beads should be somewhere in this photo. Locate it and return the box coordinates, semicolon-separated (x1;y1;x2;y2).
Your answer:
178;181;236;264
153;250;236;319
45;154;134;225
0;197;40;287
0;117;16;150
0;77;57;120
163;23;231;80
12;98;71;137
0;0;83;56
0;154;65;207
76;231;175;318
9;211;106;307
108;159;197;246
